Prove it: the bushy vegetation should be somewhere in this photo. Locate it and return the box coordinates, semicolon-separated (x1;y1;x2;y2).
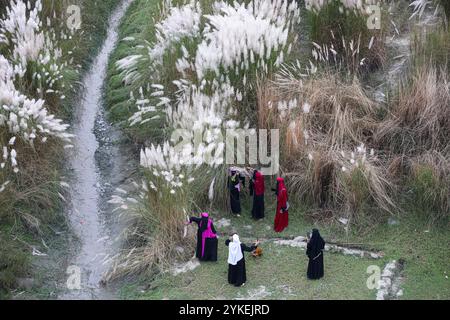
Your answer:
1;0;446;300
305;0;386;74
0;0;121;299
101;0;450;284
259;69;397;224
438;0;450;19
409;153;449;223
105;0;302;279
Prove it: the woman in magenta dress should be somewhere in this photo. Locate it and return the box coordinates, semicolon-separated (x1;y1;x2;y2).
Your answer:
187;212;218;261
274;177;289;233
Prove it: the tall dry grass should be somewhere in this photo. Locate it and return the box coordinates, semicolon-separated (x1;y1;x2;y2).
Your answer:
376;65;450;154
257;69;397;223
408;151;449;223
261;69;378;150
306;0;386;74
104;165;198;281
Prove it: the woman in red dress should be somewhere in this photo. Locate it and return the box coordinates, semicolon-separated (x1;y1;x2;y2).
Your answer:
274;177;289;233
250;170;265;220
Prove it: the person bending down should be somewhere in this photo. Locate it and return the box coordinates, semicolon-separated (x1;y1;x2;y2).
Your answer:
187;212;218;261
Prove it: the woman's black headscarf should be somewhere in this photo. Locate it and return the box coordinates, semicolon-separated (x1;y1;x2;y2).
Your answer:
307;229;325;258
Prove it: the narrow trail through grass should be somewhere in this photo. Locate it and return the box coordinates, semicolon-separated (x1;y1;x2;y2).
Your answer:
59;0;134;300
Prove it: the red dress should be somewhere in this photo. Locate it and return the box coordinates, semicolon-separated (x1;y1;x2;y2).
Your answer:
274;177;289;233
251;170;265;219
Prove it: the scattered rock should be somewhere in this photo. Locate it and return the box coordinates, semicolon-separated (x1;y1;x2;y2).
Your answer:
171;258;200;276
17;278;35;290
274;236;383;259
215;218;231;228
388;217;399;226
274;236;307;249
276;285;293;295
236;285;272;300
175;246;185;254
184;276;195;285
376;260;405;300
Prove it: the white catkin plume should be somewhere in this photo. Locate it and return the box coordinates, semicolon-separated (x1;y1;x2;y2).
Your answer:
305;0;377;13
409;0;431;20
208;177;216;201
0;0;74;178
195;0;300;80
120;1;302;201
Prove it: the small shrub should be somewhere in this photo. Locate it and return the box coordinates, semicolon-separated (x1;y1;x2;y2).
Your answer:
376;64;450;153
412;27;450;73
438;0;450;19
409;152;449;223
305;0;386;73
0;232;29;299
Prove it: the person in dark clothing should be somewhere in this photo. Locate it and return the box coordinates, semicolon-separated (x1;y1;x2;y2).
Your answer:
274;177;289;233
225;234;259;287
228;170;242;215
249;170;265;219
306;229;325;280
187;212;218;261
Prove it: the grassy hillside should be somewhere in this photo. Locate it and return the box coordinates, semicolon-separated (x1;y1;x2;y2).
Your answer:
103;0;449;300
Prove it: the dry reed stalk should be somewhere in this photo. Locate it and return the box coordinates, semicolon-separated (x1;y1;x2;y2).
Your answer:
376;65;450;154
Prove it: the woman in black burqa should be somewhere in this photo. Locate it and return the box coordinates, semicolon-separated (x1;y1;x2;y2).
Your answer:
306;229;325;280
187;213;218;261
228;170;242;215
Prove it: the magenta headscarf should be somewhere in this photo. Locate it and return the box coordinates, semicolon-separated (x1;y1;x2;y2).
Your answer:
200;212;216;257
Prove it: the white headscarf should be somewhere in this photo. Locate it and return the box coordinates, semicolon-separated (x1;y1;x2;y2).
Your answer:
228;234;244;265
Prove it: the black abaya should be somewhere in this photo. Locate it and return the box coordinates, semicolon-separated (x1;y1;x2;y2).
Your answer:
225;239;256;286
229;175;241;214
251;194;265;219
306;229;325;279
190;217;218;261
249;171;265;220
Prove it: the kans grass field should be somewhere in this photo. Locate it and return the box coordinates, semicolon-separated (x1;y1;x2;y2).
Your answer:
0;0;449;300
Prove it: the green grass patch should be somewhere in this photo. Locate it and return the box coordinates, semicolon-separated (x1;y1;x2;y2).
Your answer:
105;0;161;128
412;26;450;73
118;192;450;300
121;242;379;300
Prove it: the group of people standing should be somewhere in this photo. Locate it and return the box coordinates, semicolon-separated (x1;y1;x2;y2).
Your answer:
186;213;325;286
186;170;326;287
186;214;260;287
229;169;289;233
